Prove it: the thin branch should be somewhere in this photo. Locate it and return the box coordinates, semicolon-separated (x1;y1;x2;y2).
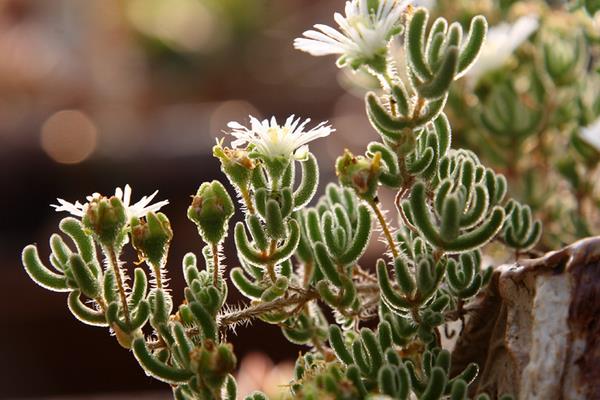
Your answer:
266;240;278;282
368;200;399;258
211;243;220;287
240;186;256;215
147;288;319;350
107;246;130;325
219;288;319;327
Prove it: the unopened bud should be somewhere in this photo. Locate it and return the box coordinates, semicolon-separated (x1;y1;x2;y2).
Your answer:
213;143;256;188
83;196;127;247
187;181;235;244
336;149;382;200
131;212;173;267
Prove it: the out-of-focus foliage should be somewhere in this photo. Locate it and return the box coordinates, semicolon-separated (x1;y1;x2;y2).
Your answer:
433;0;600;250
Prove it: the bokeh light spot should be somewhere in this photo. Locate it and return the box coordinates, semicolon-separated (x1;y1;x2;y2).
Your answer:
40;110;97;164
126;0;226;54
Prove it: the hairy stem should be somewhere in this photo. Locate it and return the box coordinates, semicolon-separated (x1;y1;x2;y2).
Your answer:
151;263;163;290
303;261;313;287
368;200;399;258
212;243;220;287
221;288;318;326
147;288;319;350
412;96;425;120
266;239;278;282
107;246;130;325
95;296;108;312
240;186;255;215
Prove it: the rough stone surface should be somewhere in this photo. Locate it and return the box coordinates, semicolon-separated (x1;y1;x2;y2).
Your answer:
451;237;600;399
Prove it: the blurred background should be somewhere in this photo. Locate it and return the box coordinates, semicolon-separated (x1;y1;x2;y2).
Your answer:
0;0;375;397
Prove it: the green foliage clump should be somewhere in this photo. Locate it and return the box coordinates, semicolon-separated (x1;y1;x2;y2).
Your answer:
436;0;600;250
23;2;595;399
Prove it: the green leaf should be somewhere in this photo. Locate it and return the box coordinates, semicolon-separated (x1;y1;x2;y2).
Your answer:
132;338;193;384
378;365;397;397
265;199;285;239
346;365;367;397
231;267;264;299
234;222;265;265
421;367;447;400
339;204;372;265
190;302;218;342
49;234;71;270
67;290;107;326
458;16;487;75
69;254;101;299
225;374;237;400
270;220;301;264
149;288;173;328
22;245;69;292
394;257;416;296
314;242;341;286
129;268;148;310
293;153;319;209
377;259;412;312
440;194;461;242
59;217;97;265
417;47;459;100
450;379;468;400
407;8;432;81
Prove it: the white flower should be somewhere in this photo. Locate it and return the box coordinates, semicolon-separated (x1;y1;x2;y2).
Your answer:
465;15;539;84
580;117;600;151
227;115;334;160
52;184;169;220
294;0;411;68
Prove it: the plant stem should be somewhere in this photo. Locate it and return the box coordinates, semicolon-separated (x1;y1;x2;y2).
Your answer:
303;261;313;287
147;289;320;350
266;239;278;282
390;95;398;117
212;243;220;287
221;288;318;326
368;200;399;258
151;263;163;289
95;296;108;312
412;96;425;120
410;306;421;324
240;186;255;215
107;246;130;325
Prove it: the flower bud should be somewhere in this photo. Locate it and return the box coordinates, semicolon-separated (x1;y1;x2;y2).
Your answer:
213;143;255;189
189;340;237;389
336;149;382;200
188;181;235;244
83;196;127;247
131;212;173;267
